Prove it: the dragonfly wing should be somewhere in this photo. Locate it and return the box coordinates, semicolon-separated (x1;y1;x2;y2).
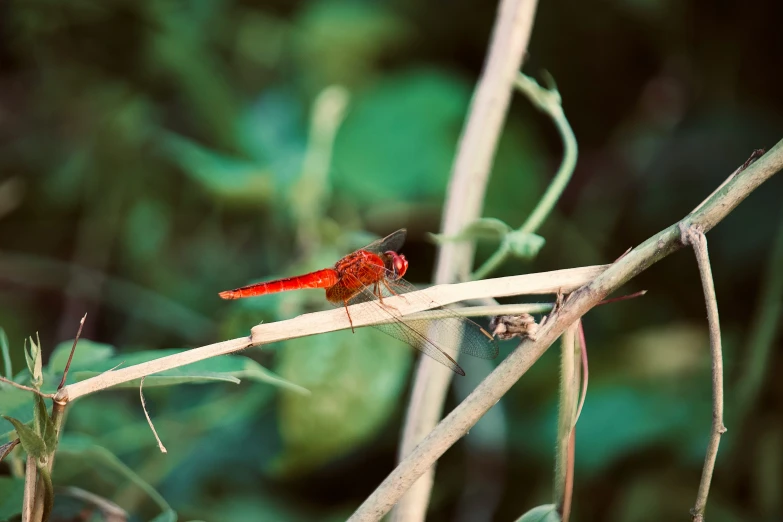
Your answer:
370;315;467;376
368;274;499;360
339;268;498;375
360;229;407;255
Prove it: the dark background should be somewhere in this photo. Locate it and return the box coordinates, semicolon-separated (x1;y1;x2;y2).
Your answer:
1;0;782;520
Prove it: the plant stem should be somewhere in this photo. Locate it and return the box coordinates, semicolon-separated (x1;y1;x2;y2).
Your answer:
681;224;726;522
554;323;578;517
516;73;578;236
471;72;578;282
22;455;37;522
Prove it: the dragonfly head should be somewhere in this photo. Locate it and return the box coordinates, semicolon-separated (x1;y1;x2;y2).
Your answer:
384;251;408;280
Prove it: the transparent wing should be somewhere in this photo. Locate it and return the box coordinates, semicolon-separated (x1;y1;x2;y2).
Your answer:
360;229;407;255
338;265;498;376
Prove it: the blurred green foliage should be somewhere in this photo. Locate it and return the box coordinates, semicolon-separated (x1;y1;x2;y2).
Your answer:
1;0;782;520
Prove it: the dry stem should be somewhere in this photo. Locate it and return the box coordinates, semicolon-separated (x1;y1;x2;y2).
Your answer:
347;141;783;521
56;266;604;403
396;0;541;519
555;323;578;519
681;224;726;522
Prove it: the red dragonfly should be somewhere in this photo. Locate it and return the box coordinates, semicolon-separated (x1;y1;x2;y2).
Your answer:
219;229;498;375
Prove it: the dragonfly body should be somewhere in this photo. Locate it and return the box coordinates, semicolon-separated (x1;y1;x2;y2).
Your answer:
219;229;497;375
219;249;406;304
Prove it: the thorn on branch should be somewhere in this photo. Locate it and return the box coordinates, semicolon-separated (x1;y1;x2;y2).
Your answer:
741;148;766;170
58;313;87;391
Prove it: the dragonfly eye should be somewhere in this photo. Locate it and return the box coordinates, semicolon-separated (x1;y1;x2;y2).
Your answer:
385;251;408;280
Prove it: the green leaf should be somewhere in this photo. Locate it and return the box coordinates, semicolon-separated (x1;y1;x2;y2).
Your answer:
0;476;25;520
37;465;54;522
124;199;171;262
48;339;115;375
332;70;471;205
58;434;172;514
505;231;546;259
33;395;57;453
516;504;561;522
546;385;708;475
69;349;307;393
430;218;513;244
161;132;273;204
0;388;35;436
237;89;307;169
272;329;411;475
294;0;409;87
150;509;178;522
0;327;11;379
24;337;34;375
34;393;47;434
68;371;242;388
234;358;310;395
3;416;46;459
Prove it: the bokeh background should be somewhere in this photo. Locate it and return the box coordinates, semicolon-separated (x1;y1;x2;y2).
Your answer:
1;0;782;521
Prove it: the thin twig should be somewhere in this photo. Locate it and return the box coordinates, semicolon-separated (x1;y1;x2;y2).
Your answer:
57;266;605;403
57;313;86;390
139;377;167;453
574;321;589;424
347;138;783;521
395;0;541;519
0;376;54;398
596;290;647;307
680;224;726;522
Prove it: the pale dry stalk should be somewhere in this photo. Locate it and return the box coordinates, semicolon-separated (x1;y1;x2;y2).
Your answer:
394;0;541;519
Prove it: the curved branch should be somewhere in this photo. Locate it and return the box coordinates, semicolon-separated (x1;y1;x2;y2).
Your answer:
347;140;783;521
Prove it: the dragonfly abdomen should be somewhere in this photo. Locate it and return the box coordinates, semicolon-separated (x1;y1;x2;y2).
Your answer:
219;269;339;299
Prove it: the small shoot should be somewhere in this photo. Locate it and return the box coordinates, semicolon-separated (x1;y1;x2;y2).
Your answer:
24;334;44;390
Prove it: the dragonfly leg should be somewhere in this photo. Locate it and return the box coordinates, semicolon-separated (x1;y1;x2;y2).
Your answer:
383;279;409;303
343;300;356;333
376;281;403;313
382;279;400;298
